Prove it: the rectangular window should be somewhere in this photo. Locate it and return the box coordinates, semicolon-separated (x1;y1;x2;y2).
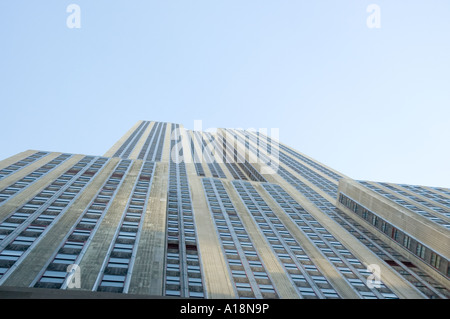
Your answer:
371;215;378;227
430;253;441;269
381;222;388;234
416;243;426;259
361;209;368;219
403;235;411;250
391;228;399;241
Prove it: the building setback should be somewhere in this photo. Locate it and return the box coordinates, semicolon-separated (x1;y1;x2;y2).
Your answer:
0;120;448;299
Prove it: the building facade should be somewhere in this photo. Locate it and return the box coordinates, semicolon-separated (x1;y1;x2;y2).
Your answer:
0;120;448;299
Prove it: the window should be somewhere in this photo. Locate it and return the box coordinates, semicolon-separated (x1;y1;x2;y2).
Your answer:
371;215;378;227
391;228;399;241
299;287;316;296
403;235;411;250
361;209;368;219
430;253;441;269
236;282;252;291
381;222;388;234
416;243;426;259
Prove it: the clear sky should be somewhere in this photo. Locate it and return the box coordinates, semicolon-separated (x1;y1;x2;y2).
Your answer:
0;1;449;187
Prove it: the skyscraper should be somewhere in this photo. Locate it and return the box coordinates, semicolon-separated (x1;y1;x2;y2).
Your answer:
0;120;448;299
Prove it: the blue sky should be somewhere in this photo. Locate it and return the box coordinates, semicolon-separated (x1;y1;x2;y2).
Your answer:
0;1;449;187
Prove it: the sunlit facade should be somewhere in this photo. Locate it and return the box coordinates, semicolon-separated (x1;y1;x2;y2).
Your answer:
0;120;448;298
